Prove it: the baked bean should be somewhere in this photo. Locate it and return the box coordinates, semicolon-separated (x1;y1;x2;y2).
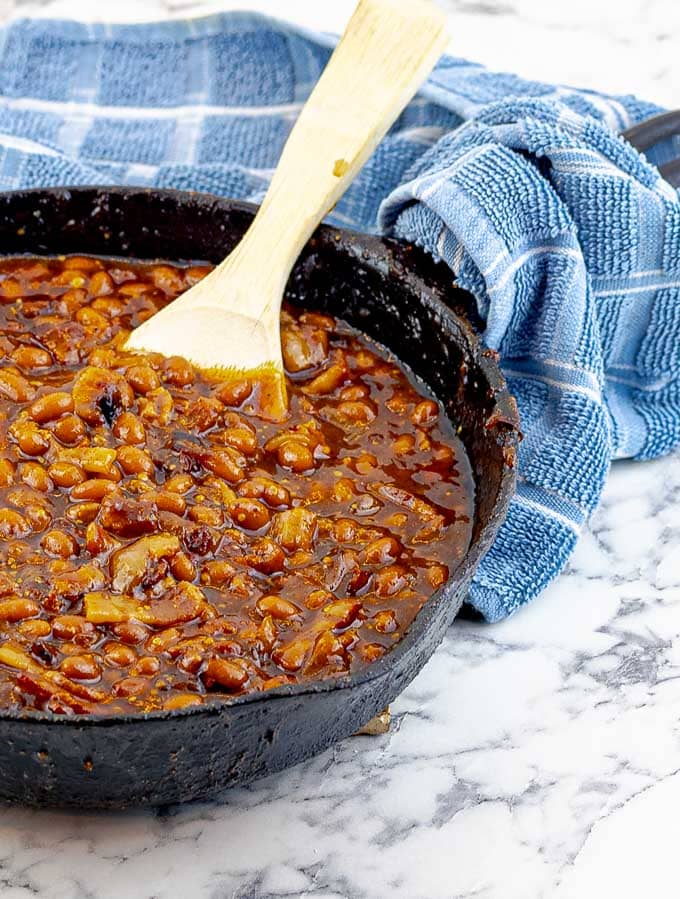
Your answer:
59;654;101;681
170;551;196;582
66;502;100;524
52;615;95;641
58;257;102;273
102;642;137;668
52;414;87;445
186;396;223;432
354;349;376;370
139;387;173;425
272;638;310;672
0;598;40;622
281;326;328;373
92;296;125;317
118;281;148;298
333;518;357;543
200;447;244;483
0;369;35;403
361;537;401;566
305;589;334;610
15;424;50;457
256;595;300;620
358;643;386;662
0;278;22;299
150;265;184;293
277;441;314;472
203;657;248;691
426;562;449;590
71;478;117;502
18;619;51;638
161;692;201;710
189;505;224;527
150;492;186;518
61;447;117;477
373;609;397;634
41;529;79;558
164;473;193;494
215;378;252;407
89;271;114;297
0;458;15;487
256;614;278;653
116;445;154;476
239;538;285;575
323;599;362;630
133;656;161;676
411;400;439;426
200;560;235;587
20;462;52;492
61;287;88;316
386;391;410;414
52;268;89;288
0;509;30;538
48;461;86;488
218;426;258;455
112;411;145;444
340;384;369;403
24;504;51;532
374;564;410;597
126;364;160;394
84;521;115;556
112;676;147;697
336;400;376;424
75;307;109;330
306;630;348;674
302;361;347;395
112;620;148;646
183;265;211;285
270;507;317;551
11;346;52;370
229;497;270;531
162;356;194;387
415;430;432;452
393;434;415;456
238;477;291;509
262;674;295;690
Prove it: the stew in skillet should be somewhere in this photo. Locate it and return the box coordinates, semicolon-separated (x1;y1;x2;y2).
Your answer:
0;255;473;715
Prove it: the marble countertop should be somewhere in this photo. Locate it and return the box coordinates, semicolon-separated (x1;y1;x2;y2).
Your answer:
0;2;678;897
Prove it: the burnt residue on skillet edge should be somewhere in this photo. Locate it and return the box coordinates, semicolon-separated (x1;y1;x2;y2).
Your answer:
0;188;519;808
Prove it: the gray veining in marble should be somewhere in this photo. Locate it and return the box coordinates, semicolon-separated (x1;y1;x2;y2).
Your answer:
0;2;678;898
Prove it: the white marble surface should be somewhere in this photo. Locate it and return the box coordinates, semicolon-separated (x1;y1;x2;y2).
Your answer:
0;1;678;898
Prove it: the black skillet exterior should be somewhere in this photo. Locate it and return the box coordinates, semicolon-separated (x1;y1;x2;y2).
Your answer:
0;188;520;808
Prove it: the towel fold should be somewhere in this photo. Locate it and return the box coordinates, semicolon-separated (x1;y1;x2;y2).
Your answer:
0;13;677;620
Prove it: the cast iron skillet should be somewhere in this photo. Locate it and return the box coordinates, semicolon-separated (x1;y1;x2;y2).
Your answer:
0;187;519;808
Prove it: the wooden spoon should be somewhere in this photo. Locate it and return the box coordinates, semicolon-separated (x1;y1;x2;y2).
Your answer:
125;0;448;418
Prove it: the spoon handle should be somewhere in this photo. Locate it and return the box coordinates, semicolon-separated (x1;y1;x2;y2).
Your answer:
212;0;448;320
125;0;448;415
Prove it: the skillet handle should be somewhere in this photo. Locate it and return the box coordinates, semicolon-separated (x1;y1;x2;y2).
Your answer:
621;109;680;188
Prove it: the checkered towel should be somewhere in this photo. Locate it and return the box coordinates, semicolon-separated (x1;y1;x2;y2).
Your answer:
0;13;677;621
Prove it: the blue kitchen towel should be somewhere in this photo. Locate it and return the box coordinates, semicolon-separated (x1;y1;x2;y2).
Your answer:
0;14;677;621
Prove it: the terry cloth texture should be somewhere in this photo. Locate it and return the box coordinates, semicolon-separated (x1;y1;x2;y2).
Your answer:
0;13;677;621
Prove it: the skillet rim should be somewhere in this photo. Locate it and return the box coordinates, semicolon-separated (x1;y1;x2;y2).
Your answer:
0;186;520;728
